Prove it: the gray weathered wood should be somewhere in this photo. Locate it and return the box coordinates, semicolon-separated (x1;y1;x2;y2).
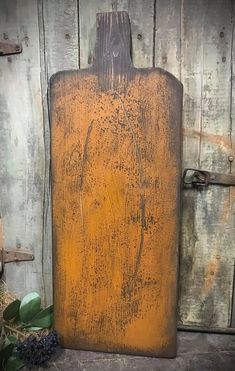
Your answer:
38;0;79;305
230;1;235;328
178;0;208;329
154;0;181;78
79;0;113;68
79;0;154;69
40;0;79;76
0;0;45;298
179;0;235;329
114;0;155;67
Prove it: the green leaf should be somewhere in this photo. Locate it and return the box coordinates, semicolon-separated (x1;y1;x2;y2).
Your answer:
19;292;41;323
31;313;53;329
0;335;14;370
13;315;22;327
24;326;43;332
5;336;17;345
3;300;21;321
29;305;53;329
5;355;25;371
0;343;14;365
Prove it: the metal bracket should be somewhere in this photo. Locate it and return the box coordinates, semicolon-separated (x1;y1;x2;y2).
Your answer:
183;168;235;189
0;217;34;278
1;248;34;264
0;41;22;56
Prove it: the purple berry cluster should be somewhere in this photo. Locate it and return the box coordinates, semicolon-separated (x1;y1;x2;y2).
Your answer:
16;330;59;366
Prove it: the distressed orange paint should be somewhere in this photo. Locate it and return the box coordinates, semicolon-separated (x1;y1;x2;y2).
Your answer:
50;12;182;357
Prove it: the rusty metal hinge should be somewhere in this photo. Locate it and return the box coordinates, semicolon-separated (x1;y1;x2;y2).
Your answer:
183;168;235;189
0;217;34;278
0;40;22;56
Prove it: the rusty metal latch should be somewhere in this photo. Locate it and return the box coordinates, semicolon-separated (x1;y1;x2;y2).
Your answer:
0;217;34;278
0;40;22;56
1;248;34;264
183;168;235;188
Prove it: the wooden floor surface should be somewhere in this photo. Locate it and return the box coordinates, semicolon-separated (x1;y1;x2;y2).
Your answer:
31;331;235;371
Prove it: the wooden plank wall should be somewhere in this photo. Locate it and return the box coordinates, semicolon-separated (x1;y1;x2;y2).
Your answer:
179;0;235;330
0;0;234;330
0;0;45;298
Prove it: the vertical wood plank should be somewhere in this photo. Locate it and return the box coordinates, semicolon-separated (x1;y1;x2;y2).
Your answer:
178;0;205;328
38;0;79;304
40;0;79;77
154;0;181;78
230;1;235;328
79;0;113;68
179;0;235;329
0;0;45;298
79;0;155;69
115;0;155;67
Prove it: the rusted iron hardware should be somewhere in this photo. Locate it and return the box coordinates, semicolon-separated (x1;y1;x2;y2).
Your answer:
183;168;235;188
0;41;22;56
1;248;34;264
0;217;34;277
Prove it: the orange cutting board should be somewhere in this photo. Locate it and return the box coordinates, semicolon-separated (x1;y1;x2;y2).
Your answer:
50;11;182;357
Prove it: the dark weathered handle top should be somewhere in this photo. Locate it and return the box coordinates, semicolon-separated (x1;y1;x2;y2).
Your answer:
92;11;132;74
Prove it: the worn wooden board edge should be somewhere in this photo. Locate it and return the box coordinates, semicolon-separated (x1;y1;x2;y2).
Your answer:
49;67;183;92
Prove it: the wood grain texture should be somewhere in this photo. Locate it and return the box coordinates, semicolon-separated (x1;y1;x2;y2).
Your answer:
50;12;182;356
40;0;79;76
154;0;181;78
0;0;45;297
38;0;79;305
179;0;235;329
79;0;113;68
79;0;155;68
113;0;155;68
230;0;235;328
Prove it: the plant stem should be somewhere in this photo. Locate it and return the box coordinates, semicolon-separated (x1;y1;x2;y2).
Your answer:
4;324;27;339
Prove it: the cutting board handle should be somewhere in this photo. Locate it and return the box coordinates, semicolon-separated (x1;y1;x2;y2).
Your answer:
93;11;133;74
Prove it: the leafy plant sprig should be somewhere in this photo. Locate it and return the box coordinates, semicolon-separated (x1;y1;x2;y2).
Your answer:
0;292;53;370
